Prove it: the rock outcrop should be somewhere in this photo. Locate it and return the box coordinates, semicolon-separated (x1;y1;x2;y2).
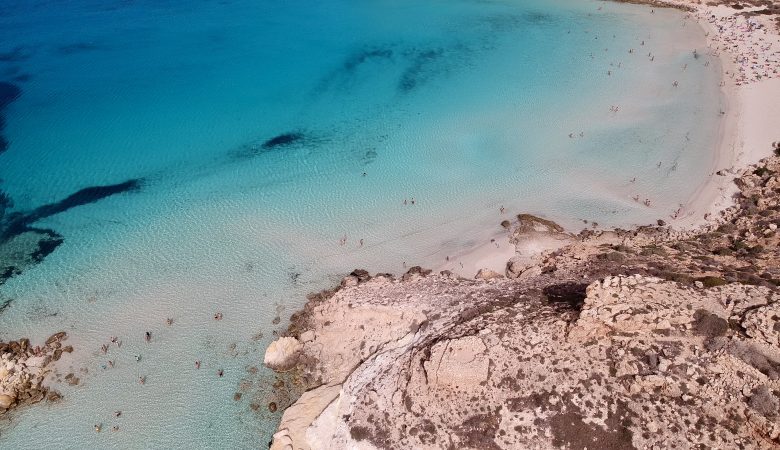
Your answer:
265;154;780;449
0;332;70;415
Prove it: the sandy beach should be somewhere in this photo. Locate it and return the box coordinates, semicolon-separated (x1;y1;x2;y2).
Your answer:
441;0;780;279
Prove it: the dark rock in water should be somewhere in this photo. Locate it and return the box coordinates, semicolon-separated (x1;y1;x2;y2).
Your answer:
0;189;11;221
0;179;143;287
0;82;21;108
56;42;103;55
350;269;371;283
0;81;21;154
398;49;444;93
28;179;142;223
1;179;143;240
0;46;32;63
361;149;378;165
12;73;32;83
29;230;64;262
262;132;304;149
343;48;393;72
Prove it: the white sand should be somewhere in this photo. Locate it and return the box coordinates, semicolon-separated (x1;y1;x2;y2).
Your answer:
440;2;780;277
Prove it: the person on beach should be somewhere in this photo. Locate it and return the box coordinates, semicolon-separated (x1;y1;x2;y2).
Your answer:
195;360;201;369
217;369;224;377
500;205;505;214
135;354;141;362
94;424;101;433
359;239;364;247
166;318;173;326
214;312;223;320
138;376;146;385
115;411;122;418
145;331;151;343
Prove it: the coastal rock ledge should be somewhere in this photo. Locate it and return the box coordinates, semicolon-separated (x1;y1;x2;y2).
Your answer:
265;154;780;449
267;273;780;449
0;332;70;415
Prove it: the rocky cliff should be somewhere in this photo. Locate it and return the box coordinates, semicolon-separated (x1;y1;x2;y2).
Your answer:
265;154;780;449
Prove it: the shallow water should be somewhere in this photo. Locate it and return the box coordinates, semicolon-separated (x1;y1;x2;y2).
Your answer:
0;0;721;447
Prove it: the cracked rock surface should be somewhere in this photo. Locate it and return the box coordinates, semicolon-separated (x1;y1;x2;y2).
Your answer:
266;154;780;449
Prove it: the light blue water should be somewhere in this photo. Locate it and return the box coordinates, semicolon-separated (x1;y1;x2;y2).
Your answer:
0;0;722;448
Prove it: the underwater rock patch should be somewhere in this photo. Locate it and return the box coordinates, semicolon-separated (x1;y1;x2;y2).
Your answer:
0;81;22;154
55;42;104;55
0;81;21;109
0;179;142;287
398;48;445;93
262;132;305;149
343;48;394;72
0;46;32;63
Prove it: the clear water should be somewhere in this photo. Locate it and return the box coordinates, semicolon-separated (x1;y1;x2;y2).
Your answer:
0;0;721;448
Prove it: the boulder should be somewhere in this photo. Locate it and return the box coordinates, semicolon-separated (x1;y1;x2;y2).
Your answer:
349;269;371;283
264;337;302;371
45;332;67;345
475;268;503;280
0;393;15;410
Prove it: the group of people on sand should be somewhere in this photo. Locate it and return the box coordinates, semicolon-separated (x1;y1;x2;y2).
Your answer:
688;9;780;85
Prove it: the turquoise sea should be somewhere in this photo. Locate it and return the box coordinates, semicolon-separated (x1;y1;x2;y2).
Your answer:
1;0;721;448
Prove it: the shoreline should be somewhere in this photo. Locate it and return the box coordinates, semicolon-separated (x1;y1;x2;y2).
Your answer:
265;2;780;447
440;0;780;279
266;150;780;449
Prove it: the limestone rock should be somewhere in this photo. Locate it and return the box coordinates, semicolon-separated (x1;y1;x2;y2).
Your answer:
264;337;302;371
0;394;15;410
270;384;341;450
475;268;503;280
